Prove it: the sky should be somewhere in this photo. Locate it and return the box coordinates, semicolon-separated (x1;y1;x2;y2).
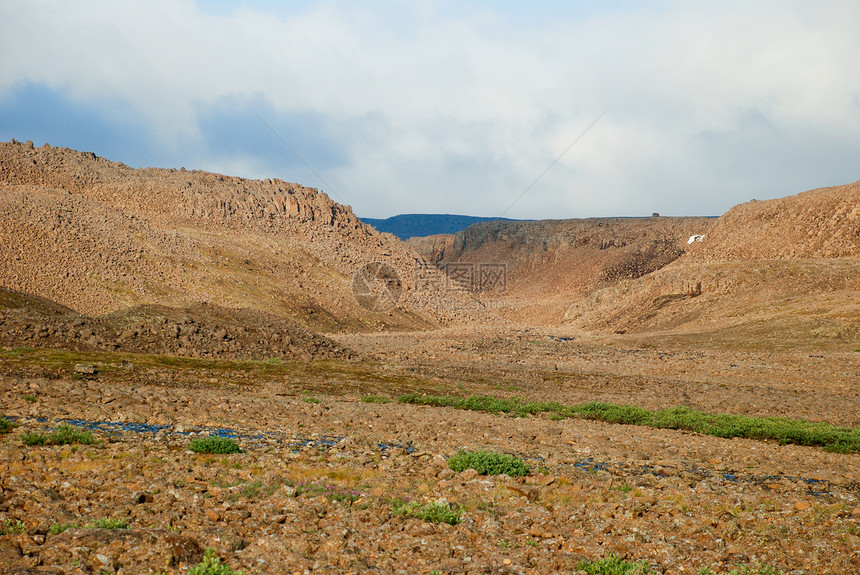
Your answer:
1;1;859;219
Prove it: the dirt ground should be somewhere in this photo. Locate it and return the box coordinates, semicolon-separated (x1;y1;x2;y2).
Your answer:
1;328;858;574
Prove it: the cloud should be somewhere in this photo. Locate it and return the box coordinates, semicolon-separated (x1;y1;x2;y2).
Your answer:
1;0;859;218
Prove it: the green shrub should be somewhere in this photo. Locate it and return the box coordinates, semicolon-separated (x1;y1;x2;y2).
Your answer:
392;500;462;525
571;402;651;425
579;554;653;574
448;449;530;477
302;396;320;404
189;436;241;454
20;424;95;446
20;432;46;446
398;393;860;453
188;548;247;575
0;418;18;434
48;424;95;445
360;394;391;404
89;518;128;529
48;522;78;535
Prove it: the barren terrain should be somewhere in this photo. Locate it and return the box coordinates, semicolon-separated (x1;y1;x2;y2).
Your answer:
1;141;859;574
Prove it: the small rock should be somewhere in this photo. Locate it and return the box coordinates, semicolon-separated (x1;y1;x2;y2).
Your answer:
459;469;479;481
794;501;812;511
437;468;456;480
74;364;96;374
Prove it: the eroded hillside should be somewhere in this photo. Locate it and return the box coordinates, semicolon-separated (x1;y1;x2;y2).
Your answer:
0;140;470;334
569;181;860;348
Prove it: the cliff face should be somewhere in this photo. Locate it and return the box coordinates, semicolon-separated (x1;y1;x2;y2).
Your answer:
0;140;464;332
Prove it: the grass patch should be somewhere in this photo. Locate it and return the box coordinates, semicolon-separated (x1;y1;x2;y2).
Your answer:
303;396;321;404
20;424;95;446
48;522;79;535
579;554;653;574
360;394;391;404
88;518;129;529
48;424;95;445
399;393;860;453
21;394;37;402
392;500;463;525
0;417;18;434
448;449;530;477
189;436;241;454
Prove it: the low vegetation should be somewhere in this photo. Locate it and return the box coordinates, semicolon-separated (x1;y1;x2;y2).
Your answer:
0;519;26;535
392;500;463;525
579;554;653;574
48;523;78;535
0;417;18;434
448;449;530;477
399;393;860;453
360;394;391;404
189;436;241;454
89;518;129;529
20;423;95;446
187;548;247;575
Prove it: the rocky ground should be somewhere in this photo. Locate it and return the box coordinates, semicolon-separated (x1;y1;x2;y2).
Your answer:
0;288;350;362
1;329;859;574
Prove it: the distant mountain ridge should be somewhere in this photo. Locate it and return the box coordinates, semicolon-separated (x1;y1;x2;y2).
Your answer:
360;213;520;239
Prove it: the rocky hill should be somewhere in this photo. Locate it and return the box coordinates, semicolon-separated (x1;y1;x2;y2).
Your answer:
568;180;860;347
0;140;471;339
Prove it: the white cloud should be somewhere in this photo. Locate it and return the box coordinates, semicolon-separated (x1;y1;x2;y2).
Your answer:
1;0;859;219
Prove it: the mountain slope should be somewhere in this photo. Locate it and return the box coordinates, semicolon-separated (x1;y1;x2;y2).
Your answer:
569;180;860;348
0;140;467;333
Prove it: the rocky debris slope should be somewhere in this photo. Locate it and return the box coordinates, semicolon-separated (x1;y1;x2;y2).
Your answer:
684;180;860;262
568;180;860;340
0;140;477;332
0;287;350;360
